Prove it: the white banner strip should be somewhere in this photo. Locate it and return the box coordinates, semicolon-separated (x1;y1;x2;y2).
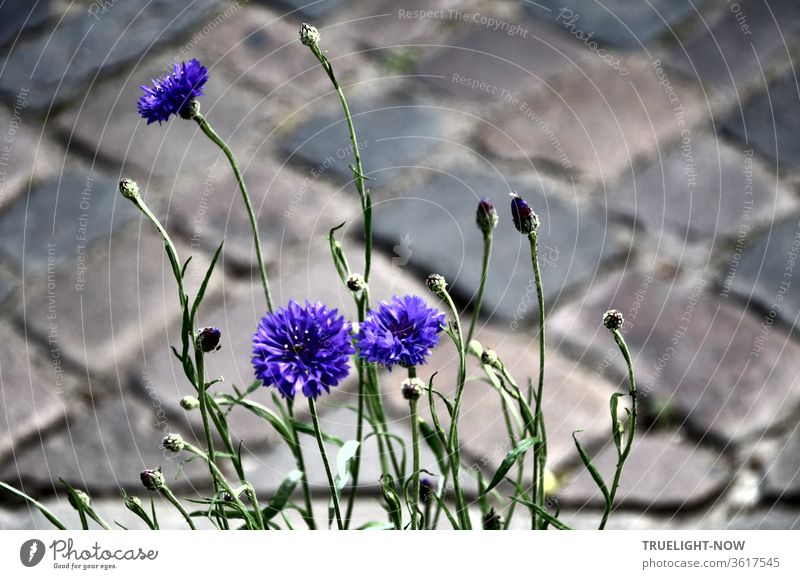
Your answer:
0;530;797;577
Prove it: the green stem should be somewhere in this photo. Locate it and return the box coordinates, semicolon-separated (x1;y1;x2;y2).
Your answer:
309;397;343;530
308;44;371;281
344;296;368;529
440;290;471;529
407;366;421;530
528;232;547;529
599;330;638;530
194;113;273;312
287;400;317;530
466;232;492;345
159;486;196;530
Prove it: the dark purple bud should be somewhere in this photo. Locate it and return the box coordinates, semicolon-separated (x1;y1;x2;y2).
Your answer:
510;192;539;235
140;468;165;492
482;506;504;530
476;196;498;235
420;476;435;504
196;327;221;353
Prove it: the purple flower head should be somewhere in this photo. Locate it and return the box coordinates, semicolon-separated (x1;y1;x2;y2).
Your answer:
356;295;445;369
251;300;355;400
476;196;498;234
137;59;208;124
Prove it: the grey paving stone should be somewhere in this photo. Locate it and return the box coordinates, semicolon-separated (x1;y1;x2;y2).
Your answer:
371;163;621;320
168;156;361;273
605;137;779;243
523;0;705;49
763;430;800;500
0;0;225;109
552;510;679;530
0;395;207;494
196;3;365;99
0;325;70;461
724;73;800;168
281;97;444;185
726;508;800;530
665;0;800;93
0;169;139;269
346;0;466;48
415;12;586;102
55;54;275;184
0;0;52;48
727;212;800;334
0;107;61;212
482;57;703;182
0;272;12;306
19;222;218;377
559;432;730;509
263;0;349;21
550;270;800;443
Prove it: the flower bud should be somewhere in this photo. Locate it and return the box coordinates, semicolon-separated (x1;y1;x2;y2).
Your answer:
125;495;143;510
162;433;185;453
140;468;165;492
480;348;501;370
510;192;539;235
346;273;366;293
180;395;199;411
482;507;504;530
401;377;424;401
195;326;222;353
426;273;447;297
476;197;498;235
299;23;320;47
419;476;435;504
68;489;91;511
603;309;624;331
119;178;140;202
178;98;200;120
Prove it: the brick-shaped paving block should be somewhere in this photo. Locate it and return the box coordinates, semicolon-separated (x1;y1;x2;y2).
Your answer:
665;0;800;94
551;270;800;443
0;0;225;109
605;137;782;243
724;73;800;168
0;168;139;269
20;222;218;377
168;156;361;273
0;326;70;461
0;0;52;48
195;3;365;100
558;432;729;510
415;11;586;102
523;0;705;49
371;163;621;320
482;57;703;183
0;108;61;212
381;323;623;479
763;430;800;501
267;0;348;21
0;395;208;494
281;97;447;186
726;212;800;334
55;54;275;184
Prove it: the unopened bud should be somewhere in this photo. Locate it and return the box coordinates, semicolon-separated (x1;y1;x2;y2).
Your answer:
346;273;366;293
426;273;447;297
476;196;498;235
180;396;199;411
119;178;140;202
195;326;222;353
140;468;165;492
510;192;539;235
602;309;624;331
299;23;320;47
401;377;424;401
162;433;185;453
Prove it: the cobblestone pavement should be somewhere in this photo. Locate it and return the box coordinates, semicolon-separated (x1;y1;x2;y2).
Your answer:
1;0;800;530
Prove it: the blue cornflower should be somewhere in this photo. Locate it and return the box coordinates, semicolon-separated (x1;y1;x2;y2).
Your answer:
356;295;445;369
137;59;208;124
251;300;355;399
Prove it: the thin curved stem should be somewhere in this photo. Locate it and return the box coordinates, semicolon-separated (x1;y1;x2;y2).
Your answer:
194;113;274;312
287;400;317;530
466;232;492;345
160;486;196;530
309;397;343;530
528;232;547;529
599;330;637;530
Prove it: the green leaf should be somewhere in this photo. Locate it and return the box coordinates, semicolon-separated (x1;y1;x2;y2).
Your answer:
483;437;540;495
262;470;303;522
218;395;293;446
327;222;351;284
0;481;66;530
572;431;610;503
379;476;402;530
511;496;572;530
292;419;345;447
190;241;223;323
357;521;395;530
329;441;359;525
610;393;625;452
419;420;447;474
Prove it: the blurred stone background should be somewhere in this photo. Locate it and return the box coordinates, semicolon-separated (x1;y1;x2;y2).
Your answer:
1;0;800;529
